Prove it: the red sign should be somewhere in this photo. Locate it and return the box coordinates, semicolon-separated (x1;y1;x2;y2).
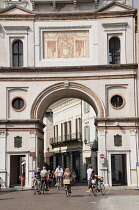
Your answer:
100;154;105;159
30;152;36;157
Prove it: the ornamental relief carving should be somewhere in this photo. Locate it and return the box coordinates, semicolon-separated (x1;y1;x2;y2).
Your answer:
43;31;89;59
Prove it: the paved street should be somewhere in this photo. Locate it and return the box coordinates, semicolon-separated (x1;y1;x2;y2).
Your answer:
0;184;139;210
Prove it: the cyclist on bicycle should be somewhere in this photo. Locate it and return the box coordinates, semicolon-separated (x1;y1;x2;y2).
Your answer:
40;166;49;191
33;167;41;192
63;168;72;193
88;170;101;195
55;165;63;187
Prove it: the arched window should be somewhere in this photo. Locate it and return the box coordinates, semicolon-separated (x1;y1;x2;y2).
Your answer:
12;40;23;67
109;37;120;64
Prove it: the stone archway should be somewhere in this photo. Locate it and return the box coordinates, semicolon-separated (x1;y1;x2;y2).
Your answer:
31;82;105;120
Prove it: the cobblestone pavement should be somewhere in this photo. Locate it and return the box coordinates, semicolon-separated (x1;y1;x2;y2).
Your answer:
0;184;139;210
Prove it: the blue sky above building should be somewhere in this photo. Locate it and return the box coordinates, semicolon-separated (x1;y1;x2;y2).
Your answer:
134;0;137;8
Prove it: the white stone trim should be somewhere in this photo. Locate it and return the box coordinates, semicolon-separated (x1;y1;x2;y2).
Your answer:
6;152;29;188
34;21;97;67
102;22;128;64
3;26;29;67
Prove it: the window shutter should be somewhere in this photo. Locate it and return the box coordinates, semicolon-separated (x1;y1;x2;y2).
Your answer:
86;103;90;113
61;123;63;141
84;101;86;113
76;118;78;134
84;126;86;141
87;126;90;142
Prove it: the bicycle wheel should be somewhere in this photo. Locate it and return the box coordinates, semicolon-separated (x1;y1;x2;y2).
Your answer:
57;181;60;190
92;185;98;196
68;189;71;196
100;184;105;195
34;185;37;195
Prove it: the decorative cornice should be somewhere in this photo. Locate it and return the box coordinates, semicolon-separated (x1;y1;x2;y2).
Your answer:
95;117;139;125
0;74;136;82
3;26;30;31
0;10;136;21
0;119;45;128
0;64;137;73
0;128;44;135
97;126;137;130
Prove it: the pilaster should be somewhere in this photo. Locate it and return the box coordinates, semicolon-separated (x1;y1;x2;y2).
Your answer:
0;132;7;187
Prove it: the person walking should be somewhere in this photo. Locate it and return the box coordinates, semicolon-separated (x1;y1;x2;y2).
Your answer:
40;166;49;190
86;164;93;192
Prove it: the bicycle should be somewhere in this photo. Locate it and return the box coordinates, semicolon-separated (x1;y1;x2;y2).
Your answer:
57;177;61;190
65;184;71;197
33;178;41;195
92;177;105;196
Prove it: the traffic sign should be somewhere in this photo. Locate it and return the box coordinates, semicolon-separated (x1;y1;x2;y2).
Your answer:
100;154;105;159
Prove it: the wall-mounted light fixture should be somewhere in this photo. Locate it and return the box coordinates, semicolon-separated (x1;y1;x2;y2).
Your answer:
47;147;50;152
84;139;87;144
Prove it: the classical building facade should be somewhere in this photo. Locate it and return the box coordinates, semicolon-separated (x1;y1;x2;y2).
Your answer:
0;0;138;188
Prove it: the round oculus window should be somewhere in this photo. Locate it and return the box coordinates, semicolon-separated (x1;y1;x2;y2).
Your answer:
111;95;124;109
12;97;25;111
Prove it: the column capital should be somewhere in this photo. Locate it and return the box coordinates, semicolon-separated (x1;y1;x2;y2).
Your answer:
130;129;137;135
30;131;37;136
0;131;7;137
98;130;107;136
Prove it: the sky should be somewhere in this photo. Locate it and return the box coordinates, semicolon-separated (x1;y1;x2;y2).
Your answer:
134;0;138;8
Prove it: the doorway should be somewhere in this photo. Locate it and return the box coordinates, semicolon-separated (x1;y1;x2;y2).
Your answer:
73;152;80;181
10;155;26;186
111;154;127;186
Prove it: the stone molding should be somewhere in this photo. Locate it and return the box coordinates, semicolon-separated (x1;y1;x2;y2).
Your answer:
0;10;136;21
0;74;136;82
97;126;137;130
95;117;139;123
31;82;105;119
0;128;44;135
0;64;137;72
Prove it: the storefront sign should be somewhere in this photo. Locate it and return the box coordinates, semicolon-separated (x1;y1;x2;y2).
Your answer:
30;152;36;157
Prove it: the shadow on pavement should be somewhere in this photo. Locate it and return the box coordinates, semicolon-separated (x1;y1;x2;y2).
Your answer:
0;198;14;200
70;194;89;197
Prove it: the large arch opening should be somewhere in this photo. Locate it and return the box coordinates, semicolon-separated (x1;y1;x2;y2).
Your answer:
31;82;105;120
30;82;105;181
